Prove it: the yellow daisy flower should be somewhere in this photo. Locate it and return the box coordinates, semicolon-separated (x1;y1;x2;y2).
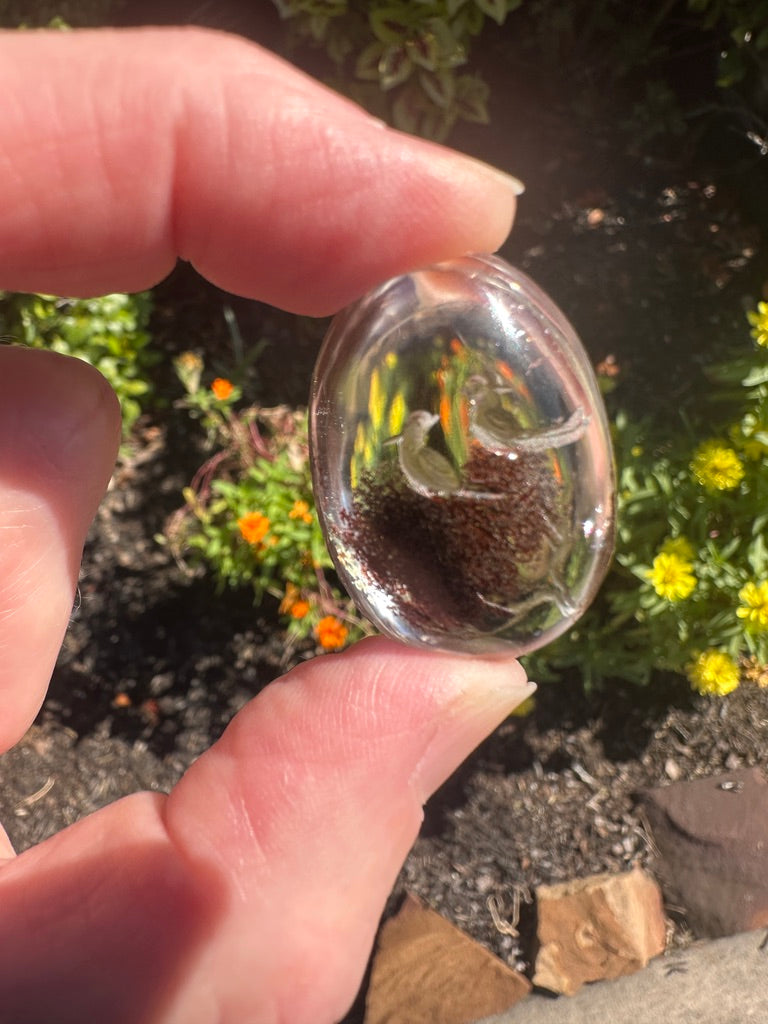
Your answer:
737;581;768;634
690;440;745;492
646;552;696;601
747;301;768;348
660;537;696;561
687;650;740;696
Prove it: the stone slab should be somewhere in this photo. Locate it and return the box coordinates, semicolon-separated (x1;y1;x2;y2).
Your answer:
642;767;768;937
365;893;530;1024
476;929;768;1024
533;866;667;994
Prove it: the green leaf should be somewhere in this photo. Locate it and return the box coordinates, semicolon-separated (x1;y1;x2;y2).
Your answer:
705;356;756;384
379;44;413;89
473;0;512;26
419;68;455;108
454;73;490;123
369;7;412;46
743;366;768;387
748;532;768;575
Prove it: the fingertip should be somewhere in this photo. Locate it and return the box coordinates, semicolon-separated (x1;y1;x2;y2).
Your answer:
0;27;519;310
0;347;120;749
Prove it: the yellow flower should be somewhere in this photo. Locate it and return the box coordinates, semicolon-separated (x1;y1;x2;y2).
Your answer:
690;440;745;491
289;499;313;525
747;301;768;348
211;377;234;401
368;369;385;431
660;536;696;561
174;351;203;393
687;650;740;696
237;511;270;545
737;581;768;634
388;391;406;437
730;416;768;461
316;615;349;650
178;351;202;371
646;552;697;601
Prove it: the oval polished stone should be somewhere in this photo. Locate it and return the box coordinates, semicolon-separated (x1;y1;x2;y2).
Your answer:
309;254;615;655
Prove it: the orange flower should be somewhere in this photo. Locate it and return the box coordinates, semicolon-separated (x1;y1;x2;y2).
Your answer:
495;358;515;382
238;511;270;545
290;600;311;620
211;377;234;401
439;393;452;434
316;615;348;650
279;582;299;614
289;499;313;525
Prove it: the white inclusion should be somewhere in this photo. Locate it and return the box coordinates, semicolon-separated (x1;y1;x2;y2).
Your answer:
386;410;503;501
466;380;589;457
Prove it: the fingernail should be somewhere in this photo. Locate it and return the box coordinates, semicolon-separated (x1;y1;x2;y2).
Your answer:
412;656;536;801
380;125;526;197
0;345;120;502
460;156;526;196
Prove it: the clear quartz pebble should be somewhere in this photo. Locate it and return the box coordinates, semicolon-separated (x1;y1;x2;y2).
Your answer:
309;254;615;655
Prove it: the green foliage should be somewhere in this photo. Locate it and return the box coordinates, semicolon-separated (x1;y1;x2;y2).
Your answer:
526;302;768;695
272;0;522;139
501;0;767;157
163;353;369;652
0;1;118;27
0;291;156;435
269;0;767;159
689;0;768;87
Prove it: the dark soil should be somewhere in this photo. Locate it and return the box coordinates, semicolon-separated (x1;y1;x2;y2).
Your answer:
1;6;767;1021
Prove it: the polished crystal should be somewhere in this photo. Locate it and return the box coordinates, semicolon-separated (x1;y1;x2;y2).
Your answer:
310;254;615;655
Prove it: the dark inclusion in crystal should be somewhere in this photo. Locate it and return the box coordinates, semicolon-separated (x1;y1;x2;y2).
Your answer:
310;254;615;655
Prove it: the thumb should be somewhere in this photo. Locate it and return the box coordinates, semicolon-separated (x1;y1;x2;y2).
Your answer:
162;637;534;1023
0;346;120;750
0;638;532;1024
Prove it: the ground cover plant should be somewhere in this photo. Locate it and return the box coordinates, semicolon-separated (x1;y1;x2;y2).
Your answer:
162;350;368;653
527;302;768;692
0;291;156;436
272;0;521;140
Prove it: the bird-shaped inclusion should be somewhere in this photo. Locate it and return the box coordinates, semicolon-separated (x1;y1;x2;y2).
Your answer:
309;254;615;655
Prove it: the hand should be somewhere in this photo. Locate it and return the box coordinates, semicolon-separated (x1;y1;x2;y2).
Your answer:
0;27;532;1024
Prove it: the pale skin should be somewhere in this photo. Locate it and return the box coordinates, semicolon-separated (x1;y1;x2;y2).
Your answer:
0;26;533;1024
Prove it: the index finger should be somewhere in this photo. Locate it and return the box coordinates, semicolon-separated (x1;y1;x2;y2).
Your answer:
0;27;520;314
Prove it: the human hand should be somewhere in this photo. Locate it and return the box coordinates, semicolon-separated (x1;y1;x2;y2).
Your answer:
0;27;532;1023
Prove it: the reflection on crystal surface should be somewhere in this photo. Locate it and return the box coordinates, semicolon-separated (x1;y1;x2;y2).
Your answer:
310;254;615;655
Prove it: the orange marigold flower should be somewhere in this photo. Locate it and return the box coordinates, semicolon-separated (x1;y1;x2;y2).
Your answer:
290;600;311;620
316;615;349;650
439;394;452;435
279;582;299;614
211;377;234;401
289;499;313;525
238;511;270;545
